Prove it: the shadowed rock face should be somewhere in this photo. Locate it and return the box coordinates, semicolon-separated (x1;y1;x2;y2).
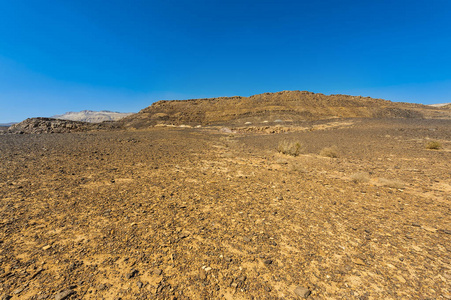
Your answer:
118;90;448;128
7;118;94;134
7;117;122;134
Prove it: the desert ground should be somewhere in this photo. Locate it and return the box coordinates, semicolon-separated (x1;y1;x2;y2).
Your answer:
0;118;450;299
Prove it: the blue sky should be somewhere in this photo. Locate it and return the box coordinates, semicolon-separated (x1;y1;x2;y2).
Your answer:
1;0;450;123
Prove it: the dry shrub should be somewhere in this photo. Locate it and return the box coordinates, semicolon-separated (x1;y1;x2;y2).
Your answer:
320;145;339;158
426;141;442;150
278;140;303;157
378;178;405;189
350;172;371;183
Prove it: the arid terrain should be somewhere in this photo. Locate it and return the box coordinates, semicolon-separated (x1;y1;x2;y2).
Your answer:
1;92;450;299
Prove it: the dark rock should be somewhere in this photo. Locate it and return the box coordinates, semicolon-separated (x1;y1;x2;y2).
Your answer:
30;268;44;279
264;259;273;265
126;269;138;279
294;286;311;298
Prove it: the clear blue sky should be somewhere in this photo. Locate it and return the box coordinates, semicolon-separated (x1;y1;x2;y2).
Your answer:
1;0;450;123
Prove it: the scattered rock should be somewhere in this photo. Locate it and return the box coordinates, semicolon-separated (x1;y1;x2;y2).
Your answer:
422;226;437;233
199;269;207;280
137;281;143;288
42;245;51;250
220;127;233;133
54;289;75;300
294;286;311;298
243;236;251;242
264;259;273;265
154;269;163;276
352;258;365;265
29;267;44;279
13;286;26;294
0;295;12;300
126;269;138;279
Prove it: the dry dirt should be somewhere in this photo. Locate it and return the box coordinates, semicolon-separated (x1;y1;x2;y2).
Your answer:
0;118;450;300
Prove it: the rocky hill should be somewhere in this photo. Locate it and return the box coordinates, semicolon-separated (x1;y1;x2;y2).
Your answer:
119;90;448;128
52;110;133;123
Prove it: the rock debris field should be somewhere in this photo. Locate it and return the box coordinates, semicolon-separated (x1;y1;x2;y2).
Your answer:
0;118;450;299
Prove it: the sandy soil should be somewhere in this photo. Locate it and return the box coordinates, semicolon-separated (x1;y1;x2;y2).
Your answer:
0;118;450;299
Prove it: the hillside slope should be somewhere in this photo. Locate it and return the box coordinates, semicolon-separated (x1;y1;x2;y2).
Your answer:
119;90;448;128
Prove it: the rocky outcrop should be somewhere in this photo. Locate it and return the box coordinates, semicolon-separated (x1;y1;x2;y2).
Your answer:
8;118;96;134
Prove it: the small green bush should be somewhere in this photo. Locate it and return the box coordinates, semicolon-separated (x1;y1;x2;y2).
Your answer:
278;140;303;157
426;141;442;150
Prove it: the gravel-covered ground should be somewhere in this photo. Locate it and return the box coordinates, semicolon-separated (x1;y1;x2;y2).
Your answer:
0;118;450;299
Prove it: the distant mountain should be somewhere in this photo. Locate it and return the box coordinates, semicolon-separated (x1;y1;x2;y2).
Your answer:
0;122;17;127
52;110;134;123
429;103;451;108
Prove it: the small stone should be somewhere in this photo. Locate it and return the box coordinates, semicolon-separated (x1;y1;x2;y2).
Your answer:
126;269;138;279
54;289;75;300
264;259;273;265
154;269;163;276
0;295;12;300
30;268;43;279
243;236;251;242
294;286;311;298
352;258;365;265
422;226;437;233
137;281;143;288
42;245;51;250
199;269;207;280
13;286;25;294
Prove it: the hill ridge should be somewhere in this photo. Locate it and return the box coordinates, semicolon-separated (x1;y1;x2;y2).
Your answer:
120;90;446;128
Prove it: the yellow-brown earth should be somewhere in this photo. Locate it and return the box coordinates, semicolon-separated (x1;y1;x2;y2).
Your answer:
1;116;450;300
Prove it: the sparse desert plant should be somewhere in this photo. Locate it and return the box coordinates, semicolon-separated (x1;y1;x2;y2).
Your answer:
320;145;339;158
350;172;371;183
278;140;303;157
426;141;442;150
378;178;405;189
